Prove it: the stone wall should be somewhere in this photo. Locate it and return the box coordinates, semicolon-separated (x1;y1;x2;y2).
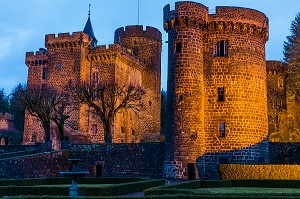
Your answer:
70;142;164;178
266;61;287;139
24;25;162;145
268;142;300;164
115;26;162;140
196;138;269;180
0;143;164;179
0;151;68;179
0;113;14;131
164;1;269;180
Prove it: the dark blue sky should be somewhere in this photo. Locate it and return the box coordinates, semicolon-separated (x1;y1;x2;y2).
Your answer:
0;0;298;94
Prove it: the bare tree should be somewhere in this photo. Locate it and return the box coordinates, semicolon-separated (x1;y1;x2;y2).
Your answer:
19;86;59;149
68;81;145;143
51;92;77;146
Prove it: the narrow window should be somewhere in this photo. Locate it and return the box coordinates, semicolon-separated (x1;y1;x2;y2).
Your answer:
121;127;125;134
214;40;228;57
92;72;99;83
218;122;226;137
42;68;47;80
92;124;97;134
218;87;225;102
179;94;184;101
57;63;61;69
132;129;135;135
175;41;182;53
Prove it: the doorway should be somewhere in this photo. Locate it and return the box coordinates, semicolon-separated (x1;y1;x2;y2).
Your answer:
95;163;103;177
187;163;196;180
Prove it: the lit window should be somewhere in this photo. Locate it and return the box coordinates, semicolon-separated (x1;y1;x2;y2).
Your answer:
218;122;226;137
42;68;47;80
92;72;99;83
92;124;97;134
214;40;228;57
218;87;225;102
175;41;182;53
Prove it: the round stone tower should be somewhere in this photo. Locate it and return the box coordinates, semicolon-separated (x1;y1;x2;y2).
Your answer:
163;2;208;180
164;2;269;180
114;26;162;138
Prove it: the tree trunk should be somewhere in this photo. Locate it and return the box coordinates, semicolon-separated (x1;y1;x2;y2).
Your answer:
58;123;65;149
42;122;51;151
103;119;112;143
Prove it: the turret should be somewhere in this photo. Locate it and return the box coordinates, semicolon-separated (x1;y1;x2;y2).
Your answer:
164;2;208;180
164;1;270;180
114;25;162;138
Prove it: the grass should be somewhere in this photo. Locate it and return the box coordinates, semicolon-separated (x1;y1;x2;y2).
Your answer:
145;180;300;198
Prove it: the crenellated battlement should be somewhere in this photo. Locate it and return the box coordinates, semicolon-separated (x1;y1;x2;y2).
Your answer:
45;31;92;48
114;25;161;43
25;49;48;67
164;2;208;24
87;44;146;70
266;61;287;74
163;2;269;41
210;6;268;28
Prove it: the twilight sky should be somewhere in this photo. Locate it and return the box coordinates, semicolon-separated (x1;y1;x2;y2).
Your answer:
0;0;299;94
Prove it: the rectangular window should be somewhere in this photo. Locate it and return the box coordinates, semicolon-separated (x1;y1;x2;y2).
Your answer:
92;72;98;83
92;124;97;134
214;40;228;57
121;127;125;133
218;87;225;102
42;67;47;80
175;41;182;53
218;122;226;137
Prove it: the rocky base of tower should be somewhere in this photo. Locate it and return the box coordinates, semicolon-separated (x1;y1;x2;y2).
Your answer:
196;138;269;180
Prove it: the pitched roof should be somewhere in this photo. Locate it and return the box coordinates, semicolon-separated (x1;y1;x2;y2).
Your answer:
83;16;98;45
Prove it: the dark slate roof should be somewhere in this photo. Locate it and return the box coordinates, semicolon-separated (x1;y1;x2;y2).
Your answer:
83;16;98;44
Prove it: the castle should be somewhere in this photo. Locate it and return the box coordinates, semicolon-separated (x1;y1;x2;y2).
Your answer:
23;13;162;145
23;1;289;179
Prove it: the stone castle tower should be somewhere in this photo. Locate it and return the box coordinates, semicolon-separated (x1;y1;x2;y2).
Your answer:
23;12;162;144
266;61;287;139
163;2;269;179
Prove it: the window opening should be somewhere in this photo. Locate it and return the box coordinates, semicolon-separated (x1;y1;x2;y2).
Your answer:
218;87;225;102
218;122;226;137
214;40;228;56
42;68;47;80
175;42;182;53
92;124;97;134
92;72;98;83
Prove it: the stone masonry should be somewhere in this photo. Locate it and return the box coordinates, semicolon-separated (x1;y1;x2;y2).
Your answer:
0;113;14;131
266;61;287;138
164;2;269;179
23;15;162;145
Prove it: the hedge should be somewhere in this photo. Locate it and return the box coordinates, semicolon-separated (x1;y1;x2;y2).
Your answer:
0;178;164;197
0;177;148;186
5;195;300;199
220;164;300;180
